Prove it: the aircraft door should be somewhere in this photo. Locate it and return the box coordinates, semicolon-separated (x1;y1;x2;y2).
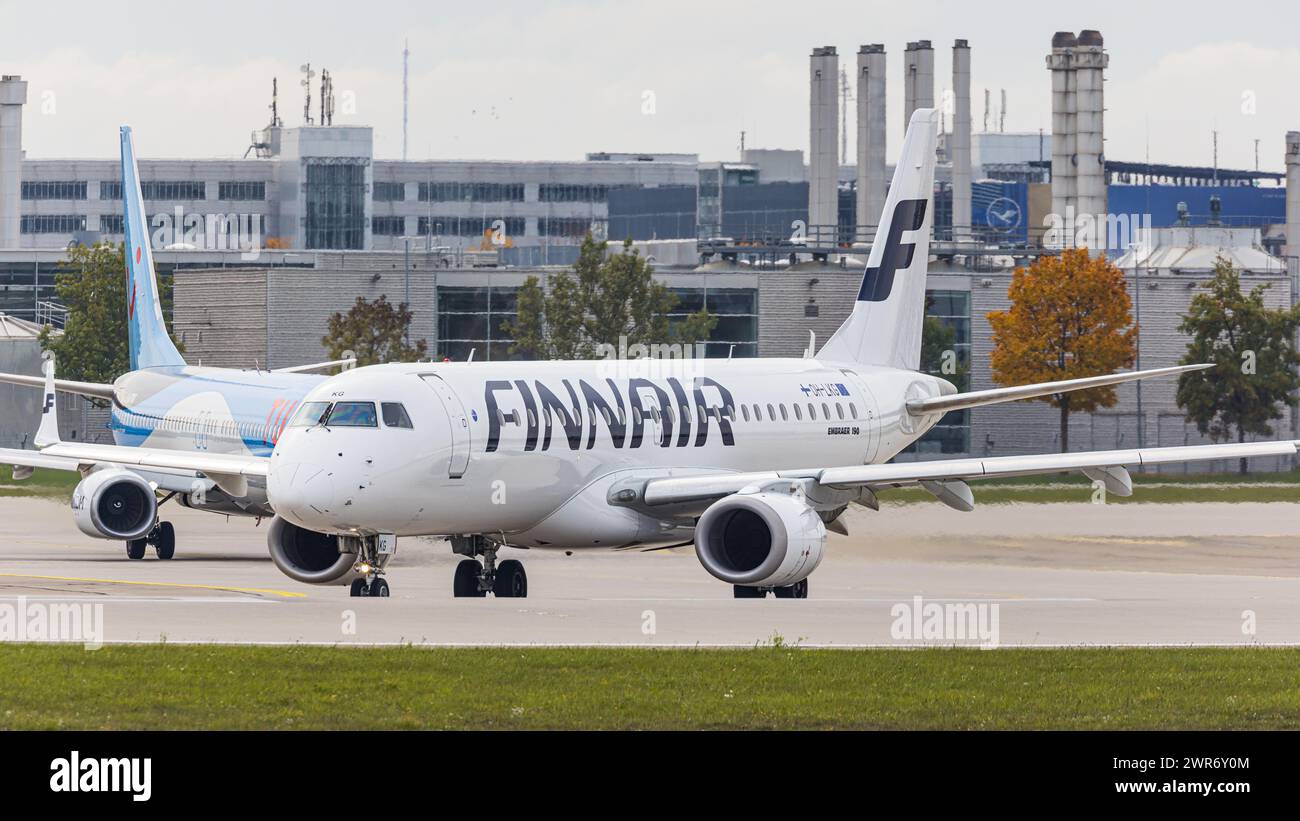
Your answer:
421;375;471;478
839;369;880;464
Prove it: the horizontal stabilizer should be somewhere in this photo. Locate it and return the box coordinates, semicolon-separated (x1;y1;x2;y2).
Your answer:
906;364;1210;416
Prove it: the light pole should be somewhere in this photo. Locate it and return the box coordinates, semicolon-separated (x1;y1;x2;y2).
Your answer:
1130;240;1144;450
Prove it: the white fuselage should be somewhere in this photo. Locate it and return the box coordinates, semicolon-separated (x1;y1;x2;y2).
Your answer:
267;357;951;550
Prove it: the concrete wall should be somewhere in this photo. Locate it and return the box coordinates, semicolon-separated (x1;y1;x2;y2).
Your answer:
0;337;41;447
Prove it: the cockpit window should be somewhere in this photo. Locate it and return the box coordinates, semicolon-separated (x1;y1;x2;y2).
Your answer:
290;401;332;427
324;401;378;427
381;402;414;429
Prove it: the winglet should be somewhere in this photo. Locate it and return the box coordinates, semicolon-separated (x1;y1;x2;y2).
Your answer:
33;355;61;448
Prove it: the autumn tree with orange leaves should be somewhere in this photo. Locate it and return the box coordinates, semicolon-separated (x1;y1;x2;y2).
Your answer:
987;248;1137;452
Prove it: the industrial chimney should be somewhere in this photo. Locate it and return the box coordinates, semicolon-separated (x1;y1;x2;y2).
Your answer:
903;41;935;138
1073;30;1108;227
951;40;972;242
0;75;27;250
809;46;839;246
856;44;886;241
1047;32;1077;247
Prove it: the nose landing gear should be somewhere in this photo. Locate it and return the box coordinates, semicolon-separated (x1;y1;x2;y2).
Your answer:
347;533;397;597
450;535;528;598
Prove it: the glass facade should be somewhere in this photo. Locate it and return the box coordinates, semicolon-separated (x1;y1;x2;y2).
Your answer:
20;215;86;234
304;162;367;250
371;216;406;236
420;182;524;203
436;286;519;362
140;181;206;201
418;216;526;239
906;289;971;454
372;181;406;202
218;181;266;201
668;288;758;358
21;181;86;200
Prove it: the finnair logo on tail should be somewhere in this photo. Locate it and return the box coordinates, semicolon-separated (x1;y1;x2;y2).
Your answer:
859;199;926;302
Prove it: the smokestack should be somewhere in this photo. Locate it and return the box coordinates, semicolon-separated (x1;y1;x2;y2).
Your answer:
809;46;839;246
856;44;887;239
1286;131;1300;259
1073;30;1108;227
1047;32;1078;247
0;75;26;249
951;40;972;242
903;41;935;137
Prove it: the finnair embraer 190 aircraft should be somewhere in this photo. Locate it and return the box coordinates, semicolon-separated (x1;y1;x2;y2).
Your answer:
4;110;1296;598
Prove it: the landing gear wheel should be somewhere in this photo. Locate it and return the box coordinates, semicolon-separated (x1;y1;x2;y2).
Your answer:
494;559;528;598
453;559;486;597
153;521;175;560
774;579;808;599
734;585;766;599
350;579;368;597
126;538;147;560
370;578;390;597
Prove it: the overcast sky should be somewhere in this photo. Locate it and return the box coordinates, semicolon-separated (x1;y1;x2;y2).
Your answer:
2;0;1297;172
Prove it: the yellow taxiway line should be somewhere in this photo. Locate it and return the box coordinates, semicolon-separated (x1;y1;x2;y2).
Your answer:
0;572;307;599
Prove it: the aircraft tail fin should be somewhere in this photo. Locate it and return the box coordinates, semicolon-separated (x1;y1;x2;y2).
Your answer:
120;126;185;371
817;108;939;370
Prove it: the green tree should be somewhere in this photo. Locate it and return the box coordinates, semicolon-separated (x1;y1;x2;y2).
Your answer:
505;234;716;360
323;295;427;366
1176;256;1300;474
38;241;183;389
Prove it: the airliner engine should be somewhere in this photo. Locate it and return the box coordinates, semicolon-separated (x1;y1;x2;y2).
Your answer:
693;489;826;589
267;516;360;585
71;468;157;540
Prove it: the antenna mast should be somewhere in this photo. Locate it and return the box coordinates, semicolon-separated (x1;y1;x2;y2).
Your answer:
403;39;410;161
320;69;335;126
301;63;315;125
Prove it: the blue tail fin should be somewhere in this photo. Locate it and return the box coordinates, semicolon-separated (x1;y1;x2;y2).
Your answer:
120;126;185;371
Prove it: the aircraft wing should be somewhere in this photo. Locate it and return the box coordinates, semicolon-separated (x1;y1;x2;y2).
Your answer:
906;364;1209;416
3;442;269;477
629;440;1298;511
0;370;115;400
273;357;356;374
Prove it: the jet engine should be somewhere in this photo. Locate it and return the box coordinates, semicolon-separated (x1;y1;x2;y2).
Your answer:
267;516;360;585
694;489;826;588
71;468;157;541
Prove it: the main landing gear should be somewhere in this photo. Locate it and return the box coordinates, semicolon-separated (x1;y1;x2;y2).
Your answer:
450;534;528;598
733;579;809;599
348;533;397;597
126;520;175;561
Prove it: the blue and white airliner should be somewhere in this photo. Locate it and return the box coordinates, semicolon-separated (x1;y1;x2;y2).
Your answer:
0;127;348;559
2;112;1294;598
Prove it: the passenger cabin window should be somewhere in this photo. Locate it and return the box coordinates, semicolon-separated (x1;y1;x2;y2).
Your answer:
326;402;378;427
291;401;331;427
382;402;414;429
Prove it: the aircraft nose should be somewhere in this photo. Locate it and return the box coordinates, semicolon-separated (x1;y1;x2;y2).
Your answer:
267;461;336;526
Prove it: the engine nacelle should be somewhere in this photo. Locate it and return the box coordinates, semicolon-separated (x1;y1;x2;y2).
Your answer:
694;489;826;588
71;469;157;541
267;517;360;585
